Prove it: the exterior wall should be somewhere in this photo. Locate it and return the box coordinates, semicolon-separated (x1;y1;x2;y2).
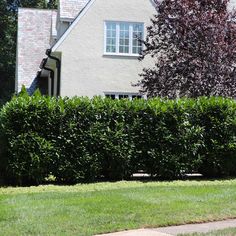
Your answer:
16;8;53;93
56;0;156;98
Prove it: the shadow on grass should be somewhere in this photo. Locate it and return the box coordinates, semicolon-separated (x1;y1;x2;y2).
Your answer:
1;173;236;188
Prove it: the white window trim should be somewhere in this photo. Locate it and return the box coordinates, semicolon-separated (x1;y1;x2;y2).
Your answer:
104;21;144;57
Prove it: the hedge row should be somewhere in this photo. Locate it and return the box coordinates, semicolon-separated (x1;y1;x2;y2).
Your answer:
0;91;236;185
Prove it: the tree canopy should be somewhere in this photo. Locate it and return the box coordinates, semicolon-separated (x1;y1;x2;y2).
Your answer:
139;0;236;98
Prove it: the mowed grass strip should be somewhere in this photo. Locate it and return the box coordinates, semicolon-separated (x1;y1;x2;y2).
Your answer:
1;180;236;236
179;227;236;236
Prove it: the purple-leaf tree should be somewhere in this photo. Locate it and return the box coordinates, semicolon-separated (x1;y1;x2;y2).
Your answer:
139;0;236;98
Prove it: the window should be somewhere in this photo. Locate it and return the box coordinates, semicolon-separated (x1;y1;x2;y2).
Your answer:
105;21;144;56
105;94;116;100
105;93;143;100
119;94;129;99
132;95;142;100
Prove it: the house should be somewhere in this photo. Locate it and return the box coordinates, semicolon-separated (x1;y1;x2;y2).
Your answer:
16;0;156;99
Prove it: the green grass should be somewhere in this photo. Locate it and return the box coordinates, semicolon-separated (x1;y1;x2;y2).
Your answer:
179;227;236;236
1;180;236;235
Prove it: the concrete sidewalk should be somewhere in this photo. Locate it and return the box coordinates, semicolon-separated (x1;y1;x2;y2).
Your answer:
95;229;172;236
95;219;236;236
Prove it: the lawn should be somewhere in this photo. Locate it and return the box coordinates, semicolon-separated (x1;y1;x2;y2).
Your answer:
179;227;236;236
1;180;236;236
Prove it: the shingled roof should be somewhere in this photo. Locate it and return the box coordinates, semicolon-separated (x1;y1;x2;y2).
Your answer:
59;0;90;20
16;8;57;92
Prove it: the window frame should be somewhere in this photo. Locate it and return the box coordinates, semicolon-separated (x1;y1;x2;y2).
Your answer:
104;21;144;57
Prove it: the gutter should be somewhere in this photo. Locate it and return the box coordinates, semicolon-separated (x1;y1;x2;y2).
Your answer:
40;58;54;96
46;49;61;97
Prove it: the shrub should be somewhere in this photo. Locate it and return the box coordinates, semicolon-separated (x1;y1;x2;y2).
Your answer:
0;126;7;184
8;132;54;185
53;98;100;183
127;99;204;179
191;97;236;177
0;91;235;185
0;91;59;185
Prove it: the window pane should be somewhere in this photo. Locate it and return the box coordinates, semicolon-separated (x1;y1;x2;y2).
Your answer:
106;22;116;53
133;40;138;47
120;23;129;31
133;24;142;32
132;23;143;54
119;46;129;53
119;23;129;54
106;45;116;53
107;38;115;45
120;39;124;45
132;47;138;54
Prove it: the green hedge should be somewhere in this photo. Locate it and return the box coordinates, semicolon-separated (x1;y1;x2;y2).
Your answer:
0;91;236;185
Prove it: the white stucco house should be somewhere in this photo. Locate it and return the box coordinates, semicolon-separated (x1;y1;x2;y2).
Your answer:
16;0;156;99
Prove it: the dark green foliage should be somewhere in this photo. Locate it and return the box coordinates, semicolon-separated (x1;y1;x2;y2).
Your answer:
190;98;236;177
0;93;236;185
0;0;16;105
130;100;204;179
54;98;100;183
9;132;54;185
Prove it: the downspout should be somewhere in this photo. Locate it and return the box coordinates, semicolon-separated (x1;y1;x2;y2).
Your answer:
40;58;54;96
46;49;61;97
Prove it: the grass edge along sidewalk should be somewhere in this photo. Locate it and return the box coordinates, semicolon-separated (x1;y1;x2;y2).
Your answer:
1;180;236;236
178;227;236;236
